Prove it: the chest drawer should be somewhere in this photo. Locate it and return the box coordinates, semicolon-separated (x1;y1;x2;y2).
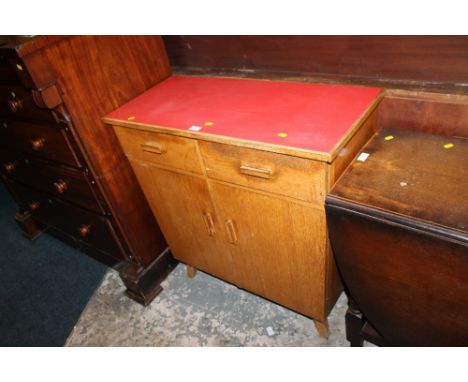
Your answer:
0;119;81;168
0;85;57;124
5;179;125;261
114;126;203;174
1;155;103;213
199;141;327;203
7;180;124;258
38;197;125;260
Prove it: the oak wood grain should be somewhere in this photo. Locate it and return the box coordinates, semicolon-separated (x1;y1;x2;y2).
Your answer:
200;141;328;204
128;159;239;286
114;125;204;175
210;181;328;320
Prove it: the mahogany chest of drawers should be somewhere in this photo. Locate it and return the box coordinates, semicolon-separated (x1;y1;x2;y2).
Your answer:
326;127;468;346
0;36;175;304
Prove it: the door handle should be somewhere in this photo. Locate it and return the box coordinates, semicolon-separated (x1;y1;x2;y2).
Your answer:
202;212;215;236
141;142;165;155
239;164;273;179
225;219;238;245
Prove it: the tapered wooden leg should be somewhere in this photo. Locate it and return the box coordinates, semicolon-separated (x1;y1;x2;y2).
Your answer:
314;319;329;339
186;265;197;279
345;296;364;347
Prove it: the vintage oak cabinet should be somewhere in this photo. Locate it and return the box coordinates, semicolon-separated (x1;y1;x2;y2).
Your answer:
104;75;383;336
0;36;175;304
326;127;468;346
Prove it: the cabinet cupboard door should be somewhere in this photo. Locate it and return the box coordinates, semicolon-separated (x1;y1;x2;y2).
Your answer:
210;181;327;319
129;160;238;285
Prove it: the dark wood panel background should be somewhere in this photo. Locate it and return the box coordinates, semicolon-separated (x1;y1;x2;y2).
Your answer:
163;36;468;92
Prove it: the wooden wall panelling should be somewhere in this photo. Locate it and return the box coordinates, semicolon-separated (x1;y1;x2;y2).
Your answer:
163;36;468;92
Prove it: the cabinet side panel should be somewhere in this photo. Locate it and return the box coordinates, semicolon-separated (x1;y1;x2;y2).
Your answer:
329;109;379;188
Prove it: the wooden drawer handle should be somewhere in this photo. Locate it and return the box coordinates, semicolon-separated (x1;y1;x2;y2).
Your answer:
8;97;24;113
225;219;238;245
78;224;91;237
53;179;68;194
239;164;273;179
30;137;46;150
202;212;215;236
29;201;40;211
3;161;17;173
141;142;165;155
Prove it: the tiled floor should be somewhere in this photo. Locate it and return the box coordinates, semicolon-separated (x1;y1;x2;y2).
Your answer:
66;263;350;346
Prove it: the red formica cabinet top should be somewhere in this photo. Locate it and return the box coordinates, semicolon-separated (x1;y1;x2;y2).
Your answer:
105;75;383;157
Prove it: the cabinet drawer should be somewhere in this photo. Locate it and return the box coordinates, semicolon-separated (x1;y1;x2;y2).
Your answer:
37;197;125;260
114;126;203;174
6;179;125;261
0;119;81;167
3;177;43;211
1;155;103;213
0;85;57;123
199;141;327;203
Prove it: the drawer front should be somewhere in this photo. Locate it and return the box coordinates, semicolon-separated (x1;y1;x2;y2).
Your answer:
0;85;57;123
199;141;327;203
114;125;203;174
3;177;44;211
36;197;125;260
1;155;103;213
6;179;125;261
0;119;81;168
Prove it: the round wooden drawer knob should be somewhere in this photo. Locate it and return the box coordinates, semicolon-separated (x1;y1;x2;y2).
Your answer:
3;161;17;173
8;97;24;113
78;224;91;237
30;137;45;150
29;201;40;211
53;179;68;193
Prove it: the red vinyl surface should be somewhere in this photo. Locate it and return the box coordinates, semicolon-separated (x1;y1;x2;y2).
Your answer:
106;76;382;153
